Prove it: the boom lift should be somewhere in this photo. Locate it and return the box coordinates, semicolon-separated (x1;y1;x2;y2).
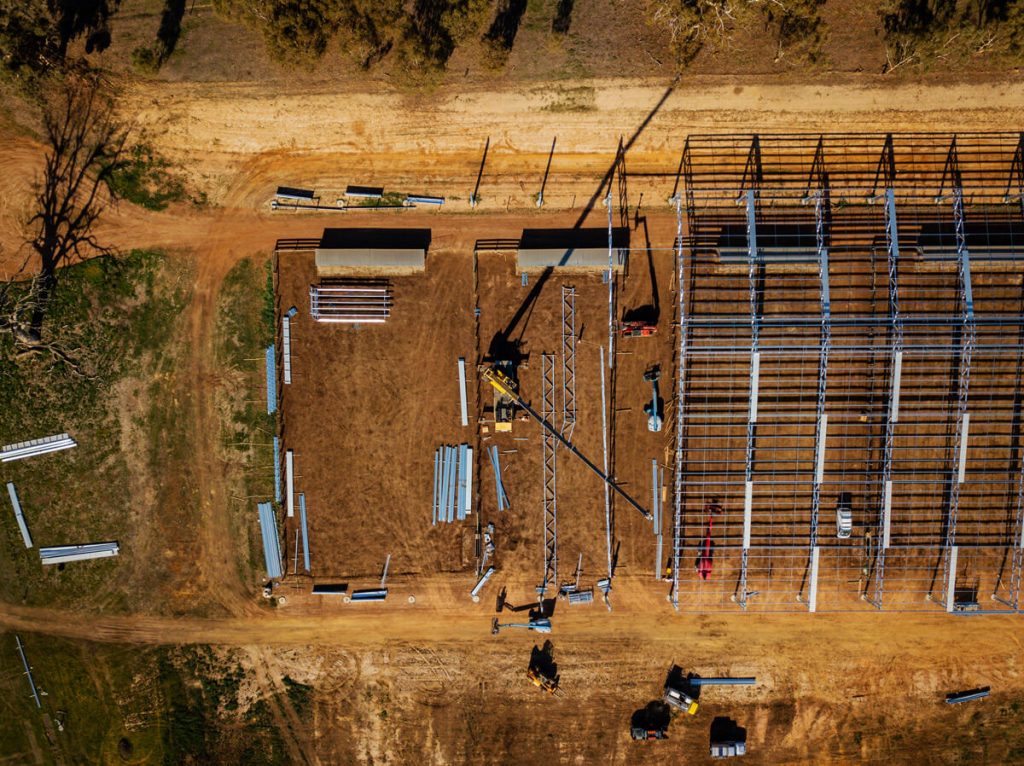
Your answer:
480;364;653;521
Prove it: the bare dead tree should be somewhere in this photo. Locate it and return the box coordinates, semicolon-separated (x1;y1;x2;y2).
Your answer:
21;75;128;344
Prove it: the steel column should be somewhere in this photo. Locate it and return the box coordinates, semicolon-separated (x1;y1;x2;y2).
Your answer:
809;192;831;553
606;187;615;370
737;189;760;608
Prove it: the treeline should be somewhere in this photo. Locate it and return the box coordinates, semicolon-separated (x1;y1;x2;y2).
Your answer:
880;0;1024;70
214;0;502;69
645;0;1024;68
1;0;1023;82
0;0;120;80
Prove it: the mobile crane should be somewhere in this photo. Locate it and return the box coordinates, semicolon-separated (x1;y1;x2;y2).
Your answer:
480;364;653;521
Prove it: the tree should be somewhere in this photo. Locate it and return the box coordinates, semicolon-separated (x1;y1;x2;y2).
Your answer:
0;0;121;80
19;76;127;344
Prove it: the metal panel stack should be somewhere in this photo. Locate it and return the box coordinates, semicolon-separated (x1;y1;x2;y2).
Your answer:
257;501;283;579
39;542;119;565
309;285;393;324
265;345;277;414
487;446;510;511
2;433;77;462
282;316;293;384
432;444;473;524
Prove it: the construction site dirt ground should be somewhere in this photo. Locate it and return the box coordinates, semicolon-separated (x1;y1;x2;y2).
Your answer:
275;210;681;590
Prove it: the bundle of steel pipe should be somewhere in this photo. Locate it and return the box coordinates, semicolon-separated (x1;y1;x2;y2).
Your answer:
433;444;473;524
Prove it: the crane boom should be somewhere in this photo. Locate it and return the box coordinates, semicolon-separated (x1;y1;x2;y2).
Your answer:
481;366;653;521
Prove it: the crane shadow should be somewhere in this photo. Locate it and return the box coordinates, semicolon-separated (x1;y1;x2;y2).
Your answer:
486;80;678;362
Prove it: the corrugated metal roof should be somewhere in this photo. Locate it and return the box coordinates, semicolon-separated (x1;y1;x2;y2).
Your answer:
316;248;425;272
517;227;629;271
315;228;429;272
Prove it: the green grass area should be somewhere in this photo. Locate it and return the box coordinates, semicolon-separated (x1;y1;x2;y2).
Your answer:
538;85;596;113
282;675;313;719
0;633;165;765
214;256;276;585
348;191;408;208
109;144;206;211
0;635;295;765
0;251;192;612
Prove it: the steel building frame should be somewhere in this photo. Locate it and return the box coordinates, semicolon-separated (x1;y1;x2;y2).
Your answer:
673;133;1024;613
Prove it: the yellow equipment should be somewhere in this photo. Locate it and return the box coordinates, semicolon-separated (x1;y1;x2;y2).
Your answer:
664;685;699;715
484;365;517;432
527;667;560;695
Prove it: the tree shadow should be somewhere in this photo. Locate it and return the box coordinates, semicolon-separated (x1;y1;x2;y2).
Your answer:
484;0;528;52
552;0;574;34
54;0;120;56
156;0;186;63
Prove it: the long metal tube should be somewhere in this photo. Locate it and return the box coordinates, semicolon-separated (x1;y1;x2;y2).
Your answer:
601;346;613;581
689;677;756;686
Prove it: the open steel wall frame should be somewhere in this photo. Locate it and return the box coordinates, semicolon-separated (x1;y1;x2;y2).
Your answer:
671;193;689;609
561;286;578;439
540;353;558;594
674;133;1024;613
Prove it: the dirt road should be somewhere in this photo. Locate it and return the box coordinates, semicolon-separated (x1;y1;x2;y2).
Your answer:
118;77;1024;210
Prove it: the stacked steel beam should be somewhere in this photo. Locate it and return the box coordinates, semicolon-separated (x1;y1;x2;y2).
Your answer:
257;501;283;579
1;433;76;462
310;285;393;323
487;446;510;510
39;542;119;565
432;444;473;524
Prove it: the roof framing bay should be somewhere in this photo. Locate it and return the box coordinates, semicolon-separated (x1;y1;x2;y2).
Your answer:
809;188;832;554
671;194;689;610
670;195;691;609
737;188;761;609
940;158;977;609
868;188;904;609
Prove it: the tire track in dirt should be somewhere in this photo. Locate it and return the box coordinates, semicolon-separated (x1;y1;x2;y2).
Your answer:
185;214;260;618
245;647;318;766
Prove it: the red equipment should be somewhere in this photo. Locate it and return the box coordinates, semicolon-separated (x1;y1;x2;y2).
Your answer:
695;501;722;580
619;321;657;338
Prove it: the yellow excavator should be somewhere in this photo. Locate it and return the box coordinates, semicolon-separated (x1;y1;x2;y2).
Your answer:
480;364;653;521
